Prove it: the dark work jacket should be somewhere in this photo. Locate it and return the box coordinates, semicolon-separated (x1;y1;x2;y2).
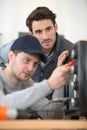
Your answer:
32;33;73;99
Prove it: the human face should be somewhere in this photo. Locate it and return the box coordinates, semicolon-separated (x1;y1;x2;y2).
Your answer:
30;19;58;55
9;51;40;82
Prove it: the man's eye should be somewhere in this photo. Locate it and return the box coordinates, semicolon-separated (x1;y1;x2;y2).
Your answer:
35;30;42;34
24;58;30;63
33;62;39;68
46;27;52;31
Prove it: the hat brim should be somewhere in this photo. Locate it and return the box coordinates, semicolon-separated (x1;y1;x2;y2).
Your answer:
23;49;47;63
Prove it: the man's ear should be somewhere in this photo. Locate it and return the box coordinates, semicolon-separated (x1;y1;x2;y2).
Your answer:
8;51;15;61
55;23;58;32
29;31;33;36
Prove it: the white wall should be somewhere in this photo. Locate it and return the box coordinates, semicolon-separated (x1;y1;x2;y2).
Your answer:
0;0;87;45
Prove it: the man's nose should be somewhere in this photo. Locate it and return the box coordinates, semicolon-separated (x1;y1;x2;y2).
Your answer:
27;63;34;72
42;31;48;39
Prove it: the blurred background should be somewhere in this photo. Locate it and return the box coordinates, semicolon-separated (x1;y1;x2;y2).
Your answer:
0;0;87;45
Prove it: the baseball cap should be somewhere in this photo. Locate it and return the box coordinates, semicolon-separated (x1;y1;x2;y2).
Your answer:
10;35;47;63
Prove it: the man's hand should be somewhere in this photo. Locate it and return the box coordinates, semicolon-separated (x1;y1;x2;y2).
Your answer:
57;50;69;66
47;63;71;90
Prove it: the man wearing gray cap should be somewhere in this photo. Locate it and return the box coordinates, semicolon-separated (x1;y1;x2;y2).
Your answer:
0;34;71;119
